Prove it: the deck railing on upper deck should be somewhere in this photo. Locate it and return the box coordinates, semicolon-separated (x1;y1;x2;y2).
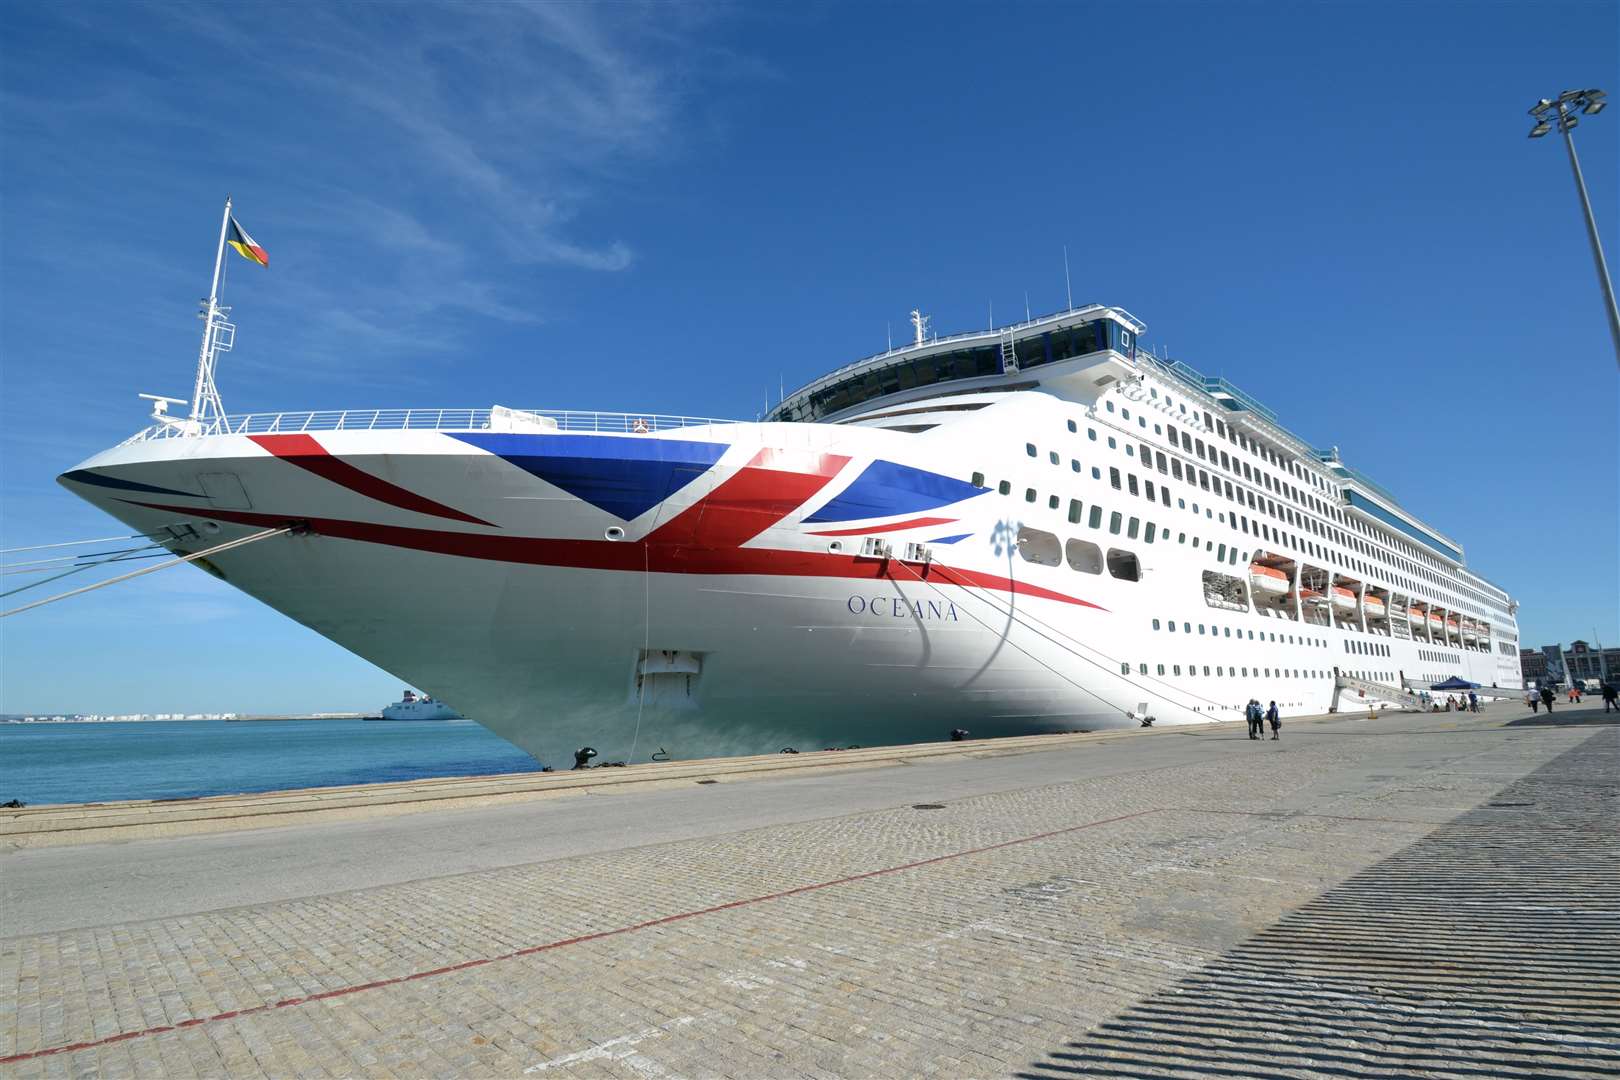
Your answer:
120;408;741;445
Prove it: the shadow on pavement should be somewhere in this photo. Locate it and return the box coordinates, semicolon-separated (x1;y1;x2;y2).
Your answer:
1015;728;1620;1079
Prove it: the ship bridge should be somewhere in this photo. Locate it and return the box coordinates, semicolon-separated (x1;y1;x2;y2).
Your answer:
767;305;1146;426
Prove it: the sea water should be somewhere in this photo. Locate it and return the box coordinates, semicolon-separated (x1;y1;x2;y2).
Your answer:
0;719;541;806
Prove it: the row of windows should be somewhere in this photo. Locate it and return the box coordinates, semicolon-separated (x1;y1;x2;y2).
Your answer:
1420;649;1462;664
1346;640;1391;658
1150;620;1328;648
1070;392;1507;628
1015;526;1140;581
1089;383;1482;611
1126;661;1332;682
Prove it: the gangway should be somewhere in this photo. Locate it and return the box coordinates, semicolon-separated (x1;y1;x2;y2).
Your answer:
1330;671;1423;712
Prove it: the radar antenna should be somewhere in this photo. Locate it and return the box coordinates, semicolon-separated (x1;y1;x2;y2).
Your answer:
909;309;930;346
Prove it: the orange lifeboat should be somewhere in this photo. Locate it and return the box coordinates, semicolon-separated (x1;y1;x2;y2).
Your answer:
1248;564;1290;596
1364;595;1387;618
1331;586;1357;613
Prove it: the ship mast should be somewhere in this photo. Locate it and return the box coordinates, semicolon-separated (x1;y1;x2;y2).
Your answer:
188;197;237;427
909;308;929;346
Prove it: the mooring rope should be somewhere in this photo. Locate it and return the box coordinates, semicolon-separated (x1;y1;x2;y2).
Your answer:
0;527;291;618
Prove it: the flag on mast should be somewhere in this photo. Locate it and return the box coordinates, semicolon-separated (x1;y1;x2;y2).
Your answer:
225;216;268;266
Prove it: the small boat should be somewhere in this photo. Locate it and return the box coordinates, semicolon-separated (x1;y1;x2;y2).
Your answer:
1248;564;1290;595
1364;595;1387;617
1295;588;1328;607
1429;612;1444;630
1408;606;1426;624
1331;587;1357;612
1462;626;1478;643
373;689;460;722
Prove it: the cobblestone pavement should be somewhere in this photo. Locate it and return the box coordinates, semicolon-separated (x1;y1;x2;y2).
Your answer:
2;709;1615;1078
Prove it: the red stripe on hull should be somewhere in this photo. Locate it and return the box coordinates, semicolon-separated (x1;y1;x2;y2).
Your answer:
122;500;1106;610
248;434;494;527
648;449;850;549
807;515;957;537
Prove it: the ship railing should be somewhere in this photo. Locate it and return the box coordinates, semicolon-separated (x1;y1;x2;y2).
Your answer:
120;408;742;444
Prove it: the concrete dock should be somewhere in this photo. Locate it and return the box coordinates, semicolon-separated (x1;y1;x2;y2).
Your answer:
2;700;1616;1078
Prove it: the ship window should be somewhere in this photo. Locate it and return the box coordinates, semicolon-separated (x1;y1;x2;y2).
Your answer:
1178;532;1186;543
1048;494;1059;510
1168;619;1177;632
972;471;985;487
1217;543;1227;561
1016;526;1062;566
1110;467;1122;490
1145;480;1156;502
1152;618;1161;630
1172;460;1183;480
1106;401;1115;413
1126;445;1134;457
1145;522;1157;543
1068;499;1083;524
1088;428;1097;441
1026;443;1037;457
1139;663;1148;675
1107;549;1140;581
1092;467;1101;480
1161;488;1171;507
1071;459;1081;472
1158;664;1166;675
1174;664;1181;675
1108;436;1117;449
1120;661;1129;673
1049;451;1059;465
1067;419;1077;433
1127;517;1140;540
1025;487;1037;503
1128;475;1139;497
999;481;1011;495
1109;511;1123;535
1155;451;1168;473
1088;505;1103;529
1062;540;1101;573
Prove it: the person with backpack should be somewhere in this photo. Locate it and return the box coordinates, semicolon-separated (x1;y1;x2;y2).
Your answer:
1245;699;1260;739
1266;700;1281;740
1540;685;1555;712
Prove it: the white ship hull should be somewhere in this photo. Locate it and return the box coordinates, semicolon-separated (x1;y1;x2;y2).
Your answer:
60;307;1521;766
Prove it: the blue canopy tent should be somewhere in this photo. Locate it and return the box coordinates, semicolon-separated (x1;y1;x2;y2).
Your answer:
1430;676;1479;691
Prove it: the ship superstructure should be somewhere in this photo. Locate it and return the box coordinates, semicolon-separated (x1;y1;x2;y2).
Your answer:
59;302;1520;765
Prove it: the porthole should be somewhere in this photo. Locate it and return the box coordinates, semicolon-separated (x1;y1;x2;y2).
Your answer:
604;527;626;541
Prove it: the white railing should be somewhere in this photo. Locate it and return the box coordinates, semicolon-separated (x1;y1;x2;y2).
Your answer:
120;407;742;444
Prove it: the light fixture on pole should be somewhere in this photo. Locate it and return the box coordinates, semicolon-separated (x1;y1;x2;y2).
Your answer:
1528;89;1619;367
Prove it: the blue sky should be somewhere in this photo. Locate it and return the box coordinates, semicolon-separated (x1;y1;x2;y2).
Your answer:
2;1;1616;714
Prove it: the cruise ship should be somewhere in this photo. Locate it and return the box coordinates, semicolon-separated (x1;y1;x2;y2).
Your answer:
59;304;1521;765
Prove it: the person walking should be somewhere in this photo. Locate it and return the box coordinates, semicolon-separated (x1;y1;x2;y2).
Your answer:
1266;700;1281;740
1540;685;1555;712
1468;690;1478;714
1602;683;1617;713
1526;691;1539;713
1246;699;1261;740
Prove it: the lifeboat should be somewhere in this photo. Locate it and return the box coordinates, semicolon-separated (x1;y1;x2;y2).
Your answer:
1446;617;1461;634
1408;606;1426;625
1364;596;1387;618
1248;564;1290;596
1428;612;1444;630
1331;587;1357;613
1462;625;1478;644
1295;588;1328;607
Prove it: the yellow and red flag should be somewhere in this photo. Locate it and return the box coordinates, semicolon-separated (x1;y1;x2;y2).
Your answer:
226;216;268;266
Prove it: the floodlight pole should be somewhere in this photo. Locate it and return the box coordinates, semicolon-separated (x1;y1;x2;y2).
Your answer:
1551;99;1620;367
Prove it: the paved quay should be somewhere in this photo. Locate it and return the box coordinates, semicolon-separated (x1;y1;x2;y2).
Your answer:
2;700;1616;1078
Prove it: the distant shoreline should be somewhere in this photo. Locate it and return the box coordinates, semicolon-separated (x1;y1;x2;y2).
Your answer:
2;714;382;725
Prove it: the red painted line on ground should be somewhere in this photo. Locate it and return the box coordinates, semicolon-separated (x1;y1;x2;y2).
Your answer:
0;808;1161;1065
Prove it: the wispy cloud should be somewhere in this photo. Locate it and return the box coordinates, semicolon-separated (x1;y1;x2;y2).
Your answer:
2;1;749;378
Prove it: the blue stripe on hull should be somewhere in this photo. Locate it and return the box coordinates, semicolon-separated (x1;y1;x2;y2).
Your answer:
804;460;987;524
449;433;729;521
